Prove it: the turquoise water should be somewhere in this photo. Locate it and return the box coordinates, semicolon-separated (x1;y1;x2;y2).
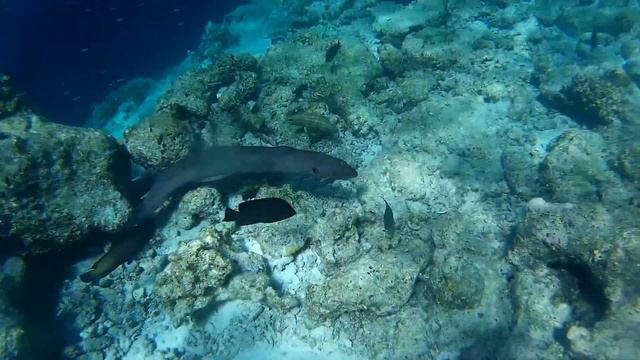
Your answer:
1;1;639;359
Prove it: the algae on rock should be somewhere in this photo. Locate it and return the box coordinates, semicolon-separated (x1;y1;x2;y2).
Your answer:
156;53;259;118
124;111;198;170
543;74;621;127
426;255;485;310
217;71;258;111
540;129;627;204
169;187;224;230
0;114;131;253
619;143;640;182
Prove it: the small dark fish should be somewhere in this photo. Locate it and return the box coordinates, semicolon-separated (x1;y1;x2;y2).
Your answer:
383;199;395;232
325;41;341;63
224;197;296;226
25;115;33;131
590;31;598;49
80;221;154;283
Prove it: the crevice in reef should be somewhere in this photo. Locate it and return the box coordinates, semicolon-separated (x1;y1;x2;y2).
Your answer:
14;231;108;359
545;259;611;355
547;259;610;327
17;252;72;359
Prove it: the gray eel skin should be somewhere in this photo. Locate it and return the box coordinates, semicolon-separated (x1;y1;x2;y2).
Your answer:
135;145;358;220
79;221;154;283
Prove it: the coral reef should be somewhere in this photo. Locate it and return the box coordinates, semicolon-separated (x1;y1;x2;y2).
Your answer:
513;198;613;271
540;129;627;204
305;251;423;319
0;114;131;254
169;187;224;230
566;298;640;359
508;197;640;359
542;74;621;127
155;68;217;119
0;74;24;119
625;58;640;85
619;143;640;182
377;27;459;78
426;255;485;310
4;0;639;359
156;53;259;119
497;266;570;360
556;5;640;37
622;39;640;85
257;29;383;144
501;145;545;199
155;237;233;324
217;71;258;111
371;0;448;41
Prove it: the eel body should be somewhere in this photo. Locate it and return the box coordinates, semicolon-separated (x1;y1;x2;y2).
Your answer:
81;146;356;282
135;146;357;220
79;222;154;282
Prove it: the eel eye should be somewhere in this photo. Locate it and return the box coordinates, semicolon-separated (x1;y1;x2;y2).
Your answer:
312;167;320;174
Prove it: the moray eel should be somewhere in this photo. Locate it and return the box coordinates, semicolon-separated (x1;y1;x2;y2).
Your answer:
135;145;357;221
79;221;154;283
81;146;356;283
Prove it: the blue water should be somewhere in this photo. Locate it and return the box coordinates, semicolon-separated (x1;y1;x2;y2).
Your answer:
0;0;244;125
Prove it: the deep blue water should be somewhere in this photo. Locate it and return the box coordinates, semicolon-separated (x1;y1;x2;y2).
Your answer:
0;0;245;125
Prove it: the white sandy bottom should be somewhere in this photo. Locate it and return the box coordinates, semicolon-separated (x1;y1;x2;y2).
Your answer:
234;339;360;360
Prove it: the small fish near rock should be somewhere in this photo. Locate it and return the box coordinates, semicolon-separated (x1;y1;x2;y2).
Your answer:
287;111;339;141
383;199;396;234
325;40;342;63
224;197;296;226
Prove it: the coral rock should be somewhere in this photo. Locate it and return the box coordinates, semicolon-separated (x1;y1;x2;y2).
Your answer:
540;130;625;204
305;251;420;319
427;256;485;310
0;115;131;253
123;111;197;170
543;74;620;127
154;239;232;323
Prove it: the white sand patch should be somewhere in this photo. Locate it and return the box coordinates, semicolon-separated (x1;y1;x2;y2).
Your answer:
153;324;191;352
244;237;264;256
270;248;326;297
208;300;247;332
233;337;360;360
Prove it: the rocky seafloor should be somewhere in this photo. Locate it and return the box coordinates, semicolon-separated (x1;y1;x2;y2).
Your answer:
2;0;640;359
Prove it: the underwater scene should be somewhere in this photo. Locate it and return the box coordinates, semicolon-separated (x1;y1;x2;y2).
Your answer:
1;0;640;359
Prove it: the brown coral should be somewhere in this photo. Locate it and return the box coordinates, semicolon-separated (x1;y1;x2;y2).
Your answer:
544;74;621;127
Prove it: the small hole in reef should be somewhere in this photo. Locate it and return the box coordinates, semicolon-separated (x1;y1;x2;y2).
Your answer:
547;259;610;326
